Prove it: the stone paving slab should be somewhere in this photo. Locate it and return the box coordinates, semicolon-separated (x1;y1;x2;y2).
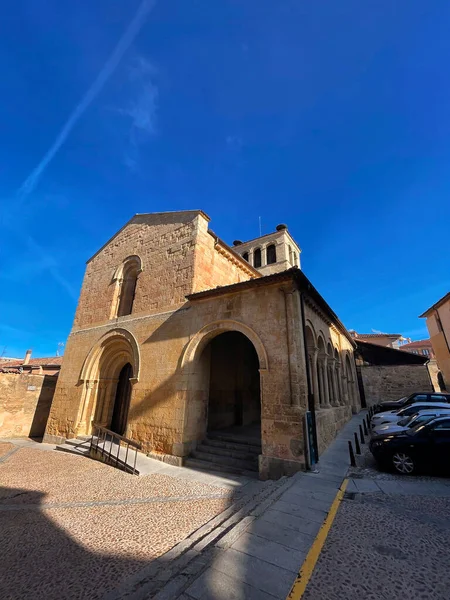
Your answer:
260;508;322;537
230;532;306;572
206;548;295;599
185;568;277;600
270;499;328;524
248;518;314;552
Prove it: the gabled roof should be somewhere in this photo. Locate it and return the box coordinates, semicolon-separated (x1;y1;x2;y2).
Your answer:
1;357;63;368
400;339;432;349
355;340;428;366
350;332;402;339
186;267;355;346
420;291;450;318
86;210;210;263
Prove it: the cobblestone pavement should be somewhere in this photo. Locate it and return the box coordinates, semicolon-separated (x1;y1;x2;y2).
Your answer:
0;442;234;600
302;440;450;600
303;491;450;600
0;441;14;459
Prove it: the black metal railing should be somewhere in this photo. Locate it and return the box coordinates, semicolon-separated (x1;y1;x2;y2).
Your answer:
90;424;142;475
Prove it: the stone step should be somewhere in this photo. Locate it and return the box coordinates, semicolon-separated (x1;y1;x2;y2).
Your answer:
205;437;262;454
197;442;259;461
55;444;89;457
191;450;258;471
184;458;259;478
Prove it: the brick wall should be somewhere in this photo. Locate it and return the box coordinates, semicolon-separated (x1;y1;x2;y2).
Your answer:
0;373;56;438
359;364;433;406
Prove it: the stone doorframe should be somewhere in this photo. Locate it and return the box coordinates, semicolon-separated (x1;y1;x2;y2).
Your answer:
178;320;269;458
75;328;141;436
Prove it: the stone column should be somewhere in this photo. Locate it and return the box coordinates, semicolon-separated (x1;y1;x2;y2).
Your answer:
322;356;331;407
310;347;319;409
261;244;267;267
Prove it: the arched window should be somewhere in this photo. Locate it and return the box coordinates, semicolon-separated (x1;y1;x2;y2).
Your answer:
288;245;293;265
242;252;249;262
266;244;276;264
253;248;262;268
114;256;141;318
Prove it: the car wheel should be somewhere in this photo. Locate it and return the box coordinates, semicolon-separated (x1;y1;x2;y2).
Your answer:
391;452;415;475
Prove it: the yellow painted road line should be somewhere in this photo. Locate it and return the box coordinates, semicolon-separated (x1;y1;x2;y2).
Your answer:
286;478;349;600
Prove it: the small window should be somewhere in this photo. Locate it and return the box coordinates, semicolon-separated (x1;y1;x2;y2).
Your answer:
422;348;430;356
266;244;276;264
430;395;449;402
288;246;293;265
431;419;450;430
254;248;262;268
242;252;249;262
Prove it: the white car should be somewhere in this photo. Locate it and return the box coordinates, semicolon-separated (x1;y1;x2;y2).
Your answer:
370;402;450;429
371;408;450;437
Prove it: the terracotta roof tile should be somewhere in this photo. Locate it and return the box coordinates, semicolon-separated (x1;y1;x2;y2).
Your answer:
1;356;63;368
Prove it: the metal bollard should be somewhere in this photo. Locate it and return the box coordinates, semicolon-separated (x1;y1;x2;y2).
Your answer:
348;440;356;467
363;419;368;437
354;431;361;455
359;424;365;445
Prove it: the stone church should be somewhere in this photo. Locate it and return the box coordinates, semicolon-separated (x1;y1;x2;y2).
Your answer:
44;210;360;479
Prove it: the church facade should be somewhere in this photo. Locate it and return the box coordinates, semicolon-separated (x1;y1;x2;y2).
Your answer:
44;210;360;479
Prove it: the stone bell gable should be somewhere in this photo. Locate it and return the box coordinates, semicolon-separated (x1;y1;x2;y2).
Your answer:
73;210;258;330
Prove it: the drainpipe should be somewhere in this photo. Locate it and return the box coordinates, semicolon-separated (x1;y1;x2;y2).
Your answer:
299;291;319;460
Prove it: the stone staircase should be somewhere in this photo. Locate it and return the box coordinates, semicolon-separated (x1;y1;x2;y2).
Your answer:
185;431;261;477
55;436;91;457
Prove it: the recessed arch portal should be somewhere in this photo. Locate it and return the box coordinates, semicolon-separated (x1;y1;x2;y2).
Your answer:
182;320;267;447
76;328;140;436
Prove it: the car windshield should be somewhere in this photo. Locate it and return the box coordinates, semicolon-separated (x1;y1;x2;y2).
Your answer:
406;415;435;428
406;421;432;436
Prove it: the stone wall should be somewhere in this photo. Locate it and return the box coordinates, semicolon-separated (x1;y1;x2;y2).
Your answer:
315;406;352;456
359;365;433;406
0;373;57;438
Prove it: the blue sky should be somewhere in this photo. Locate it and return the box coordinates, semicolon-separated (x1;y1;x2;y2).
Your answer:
1;0;449;358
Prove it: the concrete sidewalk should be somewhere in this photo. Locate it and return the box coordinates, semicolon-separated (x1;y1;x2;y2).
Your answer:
165;411;367;600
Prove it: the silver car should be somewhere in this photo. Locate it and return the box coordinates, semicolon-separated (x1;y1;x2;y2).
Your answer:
372;409;450;437
370;402;450;429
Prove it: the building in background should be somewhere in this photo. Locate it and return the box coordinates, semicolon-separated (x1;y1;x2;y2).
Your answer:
0;350;62;439
399;339;435;359
349;331;410;349
420;292;450;390
354;340;433;406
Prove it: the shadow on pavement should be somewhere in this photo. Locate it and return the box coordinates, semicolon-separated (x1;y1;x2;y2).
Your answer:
0;486;149;600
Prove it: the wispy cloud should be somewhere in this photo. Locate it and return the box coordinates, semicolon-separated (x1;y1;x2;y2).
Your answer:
117;56;158;169
3;0;156;298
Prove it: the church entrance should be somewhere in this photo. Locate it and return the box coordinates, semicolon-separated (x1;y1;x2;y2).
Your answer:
110;362;133;436
206;331;261;441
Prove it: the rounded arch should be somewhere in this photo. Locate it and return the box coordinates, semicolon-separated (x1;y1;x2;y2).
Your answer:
317;333;326;354
305;320;317;347
80;328;141;383
326;341;333;357
182;320;268;372
112;255;143;281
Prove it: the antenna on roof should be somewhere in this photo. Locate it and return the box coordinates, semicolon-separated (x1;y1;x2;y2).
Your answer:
259;216;262;237
56;342;65;357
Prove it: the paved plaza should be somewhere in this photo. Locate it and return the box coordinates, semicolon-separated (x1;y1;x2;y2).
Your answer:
0;442;238;600
3;411;449;600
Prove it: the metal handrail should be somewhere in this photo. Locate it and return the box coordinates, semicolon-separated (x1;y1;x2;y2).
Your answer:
92;424;141;449
90;423;142;475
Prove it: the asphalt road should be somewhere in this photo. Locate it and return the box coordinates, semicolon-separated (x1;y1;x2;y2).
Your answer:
303;483;450;600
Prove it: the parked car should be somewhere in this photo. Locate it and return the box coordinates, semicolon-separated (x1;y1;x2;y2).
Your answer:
371;409;450;437
371;402;450;428
369;415;450;475
373;392;450;414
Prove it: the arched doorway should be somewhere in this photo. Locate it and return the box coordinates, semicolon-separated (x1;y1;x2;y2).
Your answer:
205;331;261;436
76;329;140;437
110;363;133;435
